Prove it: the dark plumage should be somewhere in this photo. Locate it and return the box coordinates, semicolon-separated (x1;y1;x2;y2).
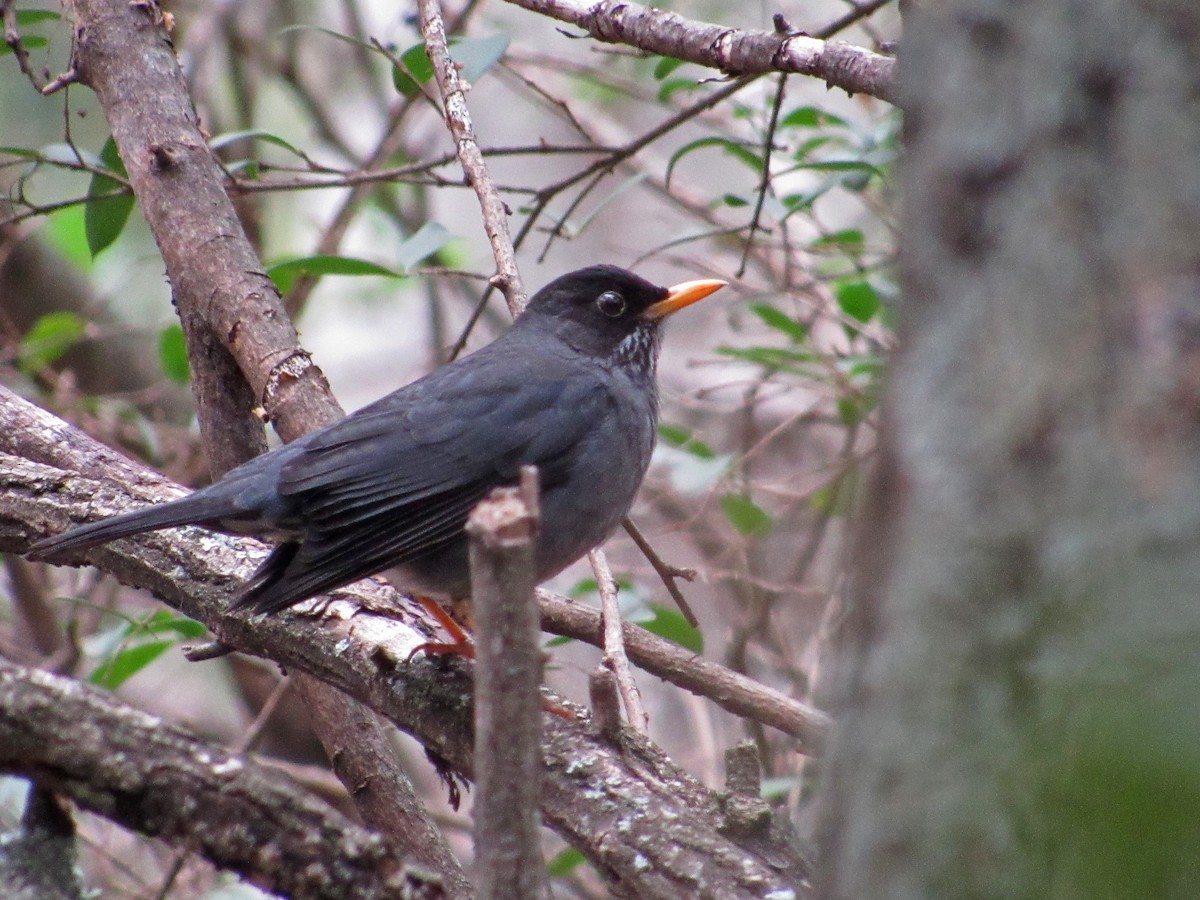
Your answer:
27;265;725;615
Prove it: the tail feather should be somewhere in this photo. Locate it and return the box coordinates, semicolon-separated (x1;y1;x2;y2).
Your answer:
26;493;237;560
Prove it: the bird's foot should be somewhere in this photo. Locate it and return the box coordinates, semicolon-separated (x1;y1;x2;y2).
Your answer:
407;594;475;662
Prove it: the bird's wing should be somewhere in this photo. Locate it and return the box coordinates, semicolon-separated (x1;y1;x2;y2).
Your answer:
241;366;610;607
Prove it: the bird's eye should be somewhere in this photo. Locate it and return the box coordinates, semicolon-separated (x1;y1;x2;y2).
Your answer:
596;291;626;317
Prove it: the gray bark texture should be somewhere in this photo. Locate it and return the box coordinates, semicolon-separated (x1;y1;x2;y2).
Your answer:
816;2;1200;898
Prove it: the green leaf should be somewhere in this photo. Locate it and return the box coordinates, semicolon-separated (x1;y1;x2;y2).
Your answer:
19;311;86;374
793;159;882;177
640;605;703;654
395;221;453;272
143;609;207;639
17;10;60;24
39;143;104;168
267;255;404;293
84;136;134;257
720;493;772;535
89;640;173;690
0;35;47;55
748;303;807;342
780;106;847;129
658;423;716;460
811;228;865;251
810;471;858;516
547;847;587;877
653;56;686;79
0;146;43;159
658;77;700;103
45;205;92;271
452;34;509;82
760;776;801;801
722;193;749;207
159;324;190;384
208;129;308;161
665;137;764;189
716;345;820;374
835;279;880;323
393;42;434;97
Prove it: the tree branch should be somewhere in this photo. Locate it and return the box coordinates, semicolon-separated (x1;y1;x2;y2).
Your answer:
502;0;897;104
468;479;545;900
0;659;431;899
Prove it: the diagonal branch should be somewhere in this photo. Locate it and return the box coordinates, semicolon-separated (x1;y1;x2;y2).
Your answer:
502;0;897;104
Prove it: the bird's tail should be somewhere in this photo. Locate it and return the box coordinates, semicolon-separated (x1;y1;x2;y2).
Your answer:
26;493;237;560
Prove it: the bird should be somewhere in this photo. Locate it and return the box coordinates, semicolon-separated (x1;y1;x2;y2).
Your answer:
27;265;725;649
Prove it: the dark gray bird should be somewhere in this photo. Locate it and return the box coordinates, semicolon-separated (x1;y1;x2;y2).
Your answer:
28;266;725;629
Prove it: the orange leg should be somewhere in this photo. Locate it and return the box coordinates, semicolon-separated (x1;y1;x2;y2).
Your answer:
407;594;475;661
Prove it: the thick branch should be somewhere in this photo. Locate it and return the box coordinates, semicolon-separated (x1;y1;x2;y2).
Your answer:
0;660;423;899
503;0;897;104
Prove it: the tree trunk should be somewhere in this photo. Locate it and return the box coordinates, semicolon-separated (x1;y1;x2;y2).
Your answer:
816;2;1200;897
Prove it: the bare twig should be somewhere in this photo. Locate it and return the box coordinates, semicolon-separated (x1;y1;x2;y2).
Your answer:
417;0;526;315
2;0;43;91
589;549;649;732
467;472;545;900
540;588;829;750
621;517;700;627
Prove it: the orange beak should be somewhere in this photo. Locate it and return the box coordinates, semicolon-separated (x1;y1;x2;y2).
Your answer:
644;278;727;320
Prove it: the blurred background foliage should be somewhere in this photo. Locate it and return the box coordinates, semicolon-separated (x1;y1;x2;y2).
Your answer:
0;0;898;894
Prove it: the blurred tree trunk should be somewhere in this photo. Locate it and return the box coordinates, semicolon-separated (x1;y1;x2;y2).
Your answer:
816;2;1200;898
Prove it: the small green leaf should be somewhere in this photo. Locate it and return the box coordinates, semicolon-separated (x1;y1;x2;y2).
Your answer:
402;42;435;82
720;493;772;535
395;221;453;272
144;609;207;639
811;228;865;251
658;77;700;103
653;56;686;80
780;106;846;129
793;159;882;177
810;471;858;516
159;324;190;384
89;640;173;690
393;42;434;96
716;345;820;374
666;137;764;189
267;255;404;293
208;129;309;163
84;137;134;257
722;193;749;207
0;35;47;56
835;279;880;323
658;423;716;460
17;10;60;24
748;304;807;342
547;847;587;877
19;311;86;374
452;34;509;82
46;205;92;271
640;605;703;654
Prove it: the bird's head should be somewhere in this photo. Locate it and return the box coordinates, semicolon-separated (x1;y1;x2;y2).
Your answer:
518;265;726;374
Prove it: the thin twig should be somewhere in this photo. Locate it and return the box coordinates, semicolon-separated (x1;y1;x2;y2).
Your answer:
588;549;648;732
417;0;526;315
621;517;699;627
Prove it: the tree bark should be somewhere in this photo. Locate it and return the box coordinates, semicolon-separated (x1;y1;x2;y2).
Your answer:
817;2;1200;898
